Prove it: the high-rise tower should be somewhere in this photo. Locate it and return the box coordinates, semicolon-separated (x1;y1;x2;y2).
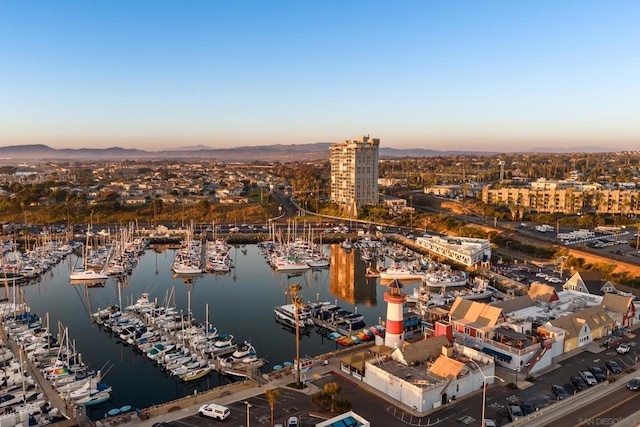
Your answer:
330;135;379;216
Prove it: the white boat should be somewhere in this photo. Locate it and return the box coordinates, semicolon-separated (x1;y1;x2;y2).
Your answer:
379;264;425;281
171;262;203;275
274;304;313;328
146;343;176;360
76;390;111;406
272;257;311;273
212;334;234;350
452;281;495;300
91;305;121;320
207;260;231;273
306;256;329;268
161;348;190;365
423;270;468;289
230;342;255;361
56;376;95;394
125;292;156;312
69;268;109;281
0;389;42;408
1;372;33;389
337;312;364;325
0;399;58;426
171;359;207;377
68;382;112;401
164;355;193;372
70;234;109;281
0;348;13;365
171;233;203;274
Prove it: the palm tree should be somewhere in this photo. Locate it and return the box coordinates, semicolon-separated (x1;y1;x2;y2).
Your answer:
264;388;281;426
287;283;303;388
323;382;342;412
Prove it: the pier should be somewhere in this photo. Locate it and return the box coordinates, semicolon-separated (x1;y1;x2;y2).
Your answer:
311;316;363;337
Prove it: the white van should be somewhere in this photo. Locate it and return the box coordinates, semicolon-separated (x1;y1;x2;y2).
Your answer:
198;403;230;420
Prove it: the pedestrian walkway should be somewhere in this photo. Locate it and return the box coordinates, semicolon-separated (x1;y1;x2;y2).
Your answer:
107;360;331;427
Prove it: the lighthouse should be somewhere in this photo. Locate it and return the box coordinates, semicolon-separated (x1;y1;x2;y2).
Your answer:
384;278;407;349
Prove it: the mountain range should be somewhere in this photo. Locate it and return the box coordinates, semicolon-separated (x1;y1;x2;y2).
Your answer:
0;143;615;162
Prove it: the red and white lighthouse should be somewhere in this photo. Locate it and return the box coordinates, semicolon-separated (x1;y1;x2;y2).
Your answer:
384;278;407;349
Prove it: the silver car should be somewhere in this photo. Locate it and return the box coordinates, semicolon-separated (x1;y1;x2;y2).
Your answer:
580;370;598;386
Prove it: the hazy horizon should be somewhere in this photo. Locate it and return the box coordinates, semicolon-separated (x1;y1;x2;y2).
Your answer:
1;1;639;152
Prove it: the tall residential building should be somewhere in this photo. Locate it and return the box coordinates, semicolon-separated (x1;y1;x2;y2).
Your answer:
330;135;380;214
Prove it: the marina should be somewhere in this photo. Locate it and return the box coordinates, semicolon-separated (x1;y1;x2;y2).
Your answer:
0;229;498;424
2;239;427;421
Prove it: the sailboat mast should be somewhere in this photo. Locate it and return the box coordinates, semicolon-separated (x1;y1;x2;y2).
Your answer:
205;303;209;340
117;280;122;311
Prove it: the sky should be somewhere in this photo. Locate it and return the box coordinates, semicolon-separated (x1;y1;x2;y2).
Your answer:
1;1;639;152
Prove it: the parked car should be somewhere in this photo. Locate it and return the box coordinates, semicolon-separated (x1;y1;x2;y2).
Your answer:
617;343;631;354
521;401;536;415
484;419;497;427
552;385;570;400
589;366;608;382
198;404;230;421
532;395;553;411
627;377;640;391
508;404;524;421
570;376;588;391
606;360;623;374
286;416;300;427
563;382;576;395
580;370;598;386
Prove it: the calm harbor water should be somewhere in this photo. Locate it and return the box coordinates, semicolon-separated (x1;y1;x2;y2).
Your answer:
13;243;422;419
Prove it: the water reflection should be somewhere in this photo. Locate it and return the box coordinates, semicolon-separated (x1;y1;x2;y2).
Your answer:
329;244;378;306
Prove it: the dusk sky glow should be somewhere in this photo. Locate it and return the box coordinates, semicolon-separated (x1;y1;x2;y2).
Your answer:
1;1;639;152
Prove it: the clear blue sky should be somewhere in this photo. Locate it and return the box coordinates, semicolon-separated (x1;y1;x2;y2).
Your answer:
1;1;638;152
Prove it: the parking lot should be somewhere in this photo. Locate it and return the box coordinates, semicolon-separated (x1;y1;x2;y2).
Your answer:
152;372;407;427
483;332;640;425
494;262;568;291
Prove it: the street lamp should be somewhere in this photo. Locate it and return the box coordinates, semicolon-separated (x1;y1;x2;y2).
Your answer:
243;401;252;427
469;359;504;427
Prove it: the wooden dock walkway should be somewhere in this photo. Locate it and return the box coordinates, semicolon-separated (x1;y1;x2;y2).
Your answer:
311;316;368;338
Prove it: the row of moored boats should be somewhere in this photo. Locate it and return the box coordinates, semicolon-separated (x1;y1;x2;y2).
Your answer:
1;301;109;426
94;293;264;382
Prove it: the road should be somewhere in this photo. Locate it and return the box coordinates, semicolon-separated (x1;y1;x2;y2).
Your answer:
551;388;640;427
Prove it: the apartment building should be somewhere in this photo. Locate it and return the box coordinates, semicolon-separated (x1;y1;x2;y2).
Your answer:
330;135;380;214
481;186;640;215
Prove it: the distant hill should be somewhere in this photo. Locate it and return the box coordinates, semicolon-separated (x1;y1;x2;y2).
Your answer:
526;146;619;154
0;144;150;160
0;142;617;162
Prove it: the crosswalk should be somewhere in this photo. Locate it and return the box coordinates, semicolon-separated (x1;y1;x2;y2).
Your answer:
488;401;504;410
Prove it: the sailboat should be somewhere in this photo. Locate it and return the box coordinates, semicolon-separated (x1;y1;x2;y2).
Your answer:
171;225;203;275
70;227;109;281
75;388;111;406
